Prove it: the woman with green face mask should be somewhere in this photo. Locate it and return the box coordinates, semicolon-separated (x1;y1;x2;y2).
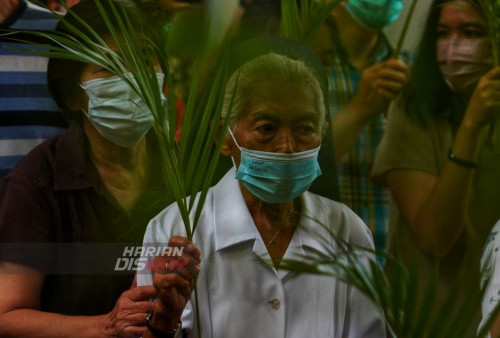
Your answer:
309;0;410;265
371;0;500;333
0;1;187;336
344;0;404;30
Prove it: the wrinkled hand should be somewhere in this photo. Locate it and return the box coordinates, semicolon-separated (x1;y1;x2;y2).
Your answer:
464;67;500;129
150;236;201;331
103;285;157;338
350;58;409;120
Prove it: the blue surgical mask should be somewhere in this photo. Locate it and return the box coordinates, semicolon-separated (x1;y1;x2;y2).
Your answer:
344;0;403;30
228;128;322;204
80;73;166;148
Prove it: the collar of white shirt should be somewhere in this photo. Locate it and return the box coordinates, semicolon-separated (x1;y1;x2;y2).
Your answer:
213;168;334;261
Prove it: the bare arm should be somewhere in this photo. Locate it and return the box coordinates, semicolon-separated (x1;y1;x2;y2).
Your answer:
386;67;500;257
0;261;157;338
333;59;409;161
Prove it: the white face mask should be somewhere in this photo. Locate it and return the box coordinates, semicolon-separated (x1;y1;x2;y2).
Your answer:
437;38;493;95
80;73;166;148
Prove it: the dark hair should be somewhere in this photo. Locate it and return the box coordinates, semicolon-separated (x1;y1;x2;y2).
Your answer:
234;0;281;43
401;0;482;127
47;0;162;121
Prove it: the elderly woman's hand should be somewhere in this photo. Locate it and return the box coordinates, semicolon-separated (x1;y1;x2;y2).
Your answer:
149;236;201;332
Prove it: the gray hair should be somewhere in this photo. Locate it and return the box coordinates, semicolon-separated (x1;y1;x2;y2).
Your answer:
221;53;327;133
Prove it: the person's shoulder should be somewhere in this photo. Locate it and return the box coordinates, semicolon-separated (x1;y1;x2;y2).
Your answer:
9;2;59;30
305;191;358;218
303;192;373;246
3;131;68;187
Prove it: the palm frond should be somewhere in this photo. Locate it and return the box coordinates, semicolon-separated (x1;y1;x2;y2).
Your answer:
475;0;500;158
278;215;493;337
393;0;418;58
280;0;341;43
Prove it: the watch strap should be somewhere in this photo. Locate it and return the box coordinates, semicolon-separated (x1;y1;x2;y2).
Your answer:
146;313;182;338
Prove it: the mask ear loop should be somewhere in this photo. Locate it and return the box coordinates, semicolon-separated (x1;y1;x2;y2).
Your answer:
81;108;91;120
78;82;92;120
226;127;242;151
226;127;242;169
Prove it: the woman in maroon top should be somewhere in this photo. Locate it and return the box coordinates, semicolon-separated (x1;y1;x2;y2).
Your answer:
0;1;190;336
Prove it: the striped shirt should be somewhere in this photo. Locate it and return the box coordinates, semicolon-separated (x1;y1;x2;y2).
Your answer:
327;21;413;256
0;1;68;179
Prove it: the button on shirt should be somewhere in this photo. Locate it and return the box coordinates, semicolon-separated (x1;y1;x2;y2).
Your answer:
138;168;386;337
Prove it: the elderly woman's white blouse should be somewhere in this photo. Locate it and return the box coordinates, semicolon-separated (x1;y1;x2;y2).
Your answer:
138;168;386;338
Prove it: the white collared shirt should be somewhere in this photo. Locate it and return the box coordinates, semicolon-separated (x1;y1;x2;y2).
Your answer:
138;168;385;338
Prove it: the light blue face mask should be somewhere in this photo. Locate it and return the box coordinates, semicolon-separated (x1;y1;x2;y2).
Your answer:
80;73;166;148
344;0;404;30
228;128;322;204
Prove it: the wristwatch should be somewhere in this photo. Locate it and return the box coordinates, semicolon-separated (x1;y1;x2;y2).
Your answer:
146;312;182;338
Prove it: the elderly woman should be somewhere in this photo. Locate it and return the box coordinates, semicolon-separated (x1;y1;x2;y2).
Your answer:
138;37;385;338
0;1;185;336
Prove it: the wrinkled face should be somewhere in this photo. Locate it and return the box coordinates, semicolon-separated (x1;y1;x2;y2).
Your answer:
437;1;488;40
224;82;322;166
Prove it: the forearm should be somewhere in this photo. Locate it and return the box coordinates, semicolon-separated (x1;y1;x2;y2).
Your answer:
413;120;486;257
0;309;110;338
332;104;373;161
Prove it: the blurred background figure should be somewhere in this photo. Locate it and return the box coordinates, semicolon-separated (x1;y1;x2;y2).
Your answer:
309;0;411;258
372;0;500;333
0;1;184;336
0;0;80;179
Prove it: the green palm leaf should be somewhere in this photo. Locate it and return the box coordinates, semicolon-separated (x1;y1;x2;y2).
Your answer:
278;216;497;337
280;0;341;43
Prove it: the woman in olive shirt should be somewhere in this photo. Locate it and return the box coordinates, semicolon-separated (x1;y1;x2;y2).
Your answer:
372;0;500;333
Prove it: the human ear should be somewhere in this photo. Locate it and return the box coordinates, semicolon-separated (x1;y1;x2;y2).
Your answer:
220;130;234;157
214;119;234;156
